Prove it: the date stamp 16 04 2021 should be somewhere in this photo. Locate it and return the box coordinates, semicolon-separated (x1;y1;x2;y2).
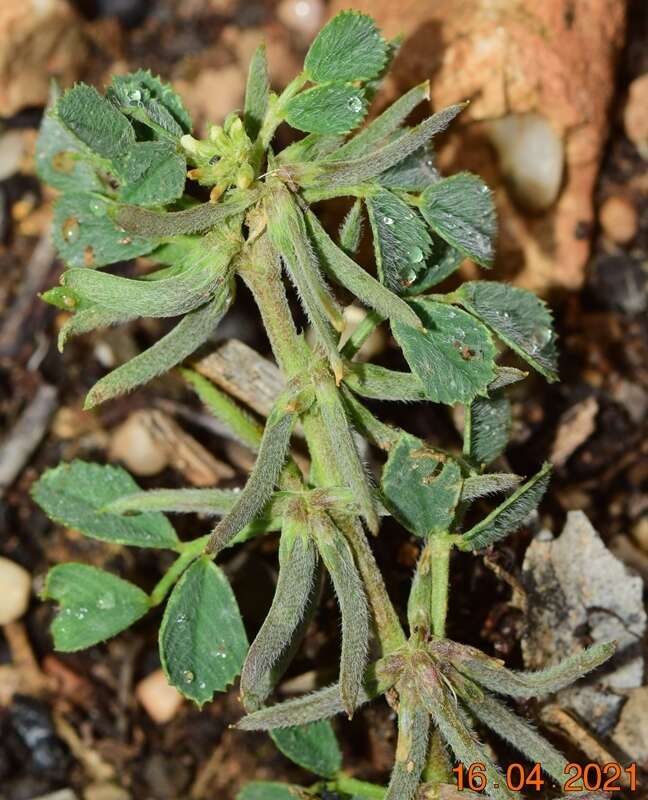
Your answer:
453;762;638;794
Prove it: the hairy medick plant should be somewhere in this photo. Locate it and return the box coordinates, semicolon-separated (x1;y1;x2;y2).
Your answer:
32;12;614;800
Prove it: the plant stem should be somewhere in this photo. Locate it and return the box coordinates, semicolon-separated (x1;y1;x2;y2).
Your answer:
333;775;385;798
150;535;208;606
429;535;452;639
241;234;405;654
341;309;385;359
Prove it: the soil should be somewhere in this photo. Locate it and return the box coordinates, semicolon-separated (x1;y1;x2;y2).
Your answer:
0;1;646;799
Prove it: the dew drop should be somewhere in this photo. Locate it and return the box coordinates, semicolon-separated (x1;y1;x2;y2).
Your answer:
89;199;105;216
383;216;394;226
62;217;80;243
129;89;142;102
199;681;207;690
176;613;187;626
347;95;363;114
97;592;115;610
409;246;424;264
182;670;195;684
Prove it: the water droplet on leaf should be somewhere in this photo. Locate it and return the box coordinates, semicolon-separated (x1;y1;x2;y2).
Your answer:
346;95;363;113
182;670;195;684
409;246;424;264
383;216;394;226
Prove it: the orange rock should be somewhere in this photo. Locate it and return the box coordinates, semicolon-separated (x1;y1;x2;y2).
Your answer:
0;0;87;116
329;0;627;291
599;195;639;244
136;668;184;724
624;73;648;156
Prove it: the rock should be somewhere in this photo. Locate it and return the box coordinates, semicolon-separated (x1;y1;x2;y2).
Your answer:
109;411;169;476
84;783;130;800
0;0;87;116
329;0;626;291
632;516;648;553
0;557;31;625
612;685;648;765
277;0;325;38
550;395;598;467
135;669;184;725
599;194;639;244
522;511;646;736
624;73;648;158
9;696;71;781
0;130;25;181
29;791;77;800
487;113;564;212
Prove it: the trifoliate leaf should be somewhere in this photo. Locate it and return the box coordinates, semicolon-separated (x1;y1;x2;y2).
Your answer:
36;104;103;193
460;463;552;550
56;84;135;161
393;300;496;405
456;281;558;381
271;721;342;778
115;141;186;206
244;43;269;140
366;189;432;291
32;461;178;549
43;564;150;651
285;83;368;135
107;69;192;137
159;556;248;706
420;173;496;267
381;432;462;537
53;193;156;269
304;11;387;82
467;393;512;466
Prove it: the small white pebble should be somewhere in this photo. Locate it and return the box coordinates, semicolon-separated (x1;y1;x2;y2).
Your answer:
0;556;31;625
277;0;324;37
109;411;168;476
135;668;184;724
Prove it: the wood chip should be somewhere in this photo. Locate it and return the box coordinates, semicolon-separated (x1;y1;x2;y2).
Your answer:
550;395;598;466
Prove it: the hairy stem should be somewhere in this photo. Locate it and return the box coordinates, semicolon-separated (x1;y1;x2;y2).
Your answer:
242;234;405;654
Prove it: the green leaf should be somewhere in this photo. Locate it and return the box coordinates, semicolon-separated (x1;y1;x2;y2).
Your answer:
316;377;378;533
457;641;615;699
53;193;156;269
341;387;400;451
420;173;496;267
365;189;432;291
159;556;248;706
244;43;270;140
339;199;364;254
460;473;522;503
107;69;192;138
456;281;558;381
304;11;387;82
344;363;427;402
43;563;150;651
403;234;463;294
271;721;342;778
305;210;422;330
32;461;179;549
63;225;239;319
384;701;430;800
56;84;135;161
84;289;232;409
310;513;369;716
314;104;465;189
241;526;318;711
57;304;137;351
466;393;512;466
285;83;368;135
115;141;186;206
460;463;552;550
237;783;299;800
381;433;462;537
393;299;496;405
205;399;297;555
377;143;437;191
267;192;344;380
279;132;346;164
326;81;429;163
36;97;103;193
114;190;260;237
